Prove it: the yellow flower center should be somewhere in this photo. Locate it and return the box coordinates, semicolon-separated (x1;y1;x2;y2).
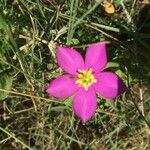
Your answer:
75;68;97;91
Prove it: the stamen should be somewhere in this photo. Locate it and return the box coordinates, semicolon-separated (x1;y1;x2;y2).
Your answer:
77;74;84;78
76;68;97;91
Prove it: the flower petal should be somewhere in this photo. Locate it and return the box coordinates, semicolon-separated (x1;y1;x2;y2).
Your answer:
94;72;127;99
46;75;79;99
73;87;97;122
56;46;85;75
85;42;107;72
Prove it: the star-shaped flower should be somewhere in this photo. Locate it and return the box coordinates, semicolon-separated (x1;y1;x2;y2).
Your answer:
46;42;127;122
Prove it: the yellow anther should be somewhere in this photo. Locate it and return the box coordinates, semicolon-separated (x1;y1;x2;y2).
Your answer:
91;78;97;83
76;68;97;90
75;79;83;84
77;74;84;78
78;69;82;73
82;70;86;74
83;82;87;87
86;69;92;75
84;76;91;82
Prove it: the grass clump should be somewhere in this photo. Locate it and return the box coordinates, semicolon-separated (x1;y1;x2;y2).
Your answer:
0;0;150;149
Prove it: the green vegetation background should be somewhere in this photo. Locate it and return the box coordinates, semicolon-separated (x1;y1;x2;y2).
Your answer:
0;0;150;149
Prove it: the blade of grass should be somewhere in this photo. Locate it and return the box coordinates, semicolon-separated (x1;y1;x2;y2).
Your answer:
66;1;101;45
66;0;78;45
0;127;32;150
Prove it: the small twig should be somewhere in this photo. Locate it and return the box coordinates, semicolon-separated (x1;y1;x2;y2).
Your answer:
0;108;34;120
0;88;63;104
19;34;49;44
73;41;110;48
0;127;32;150
55;128;85;145
131;90;150;127
130;0;137;16
97;109;118;117
19;34;56;58
120;0;132;24
85;23;132;50
141;0;150;4
0;137;11;144
139;86;145;117
3;101;6;120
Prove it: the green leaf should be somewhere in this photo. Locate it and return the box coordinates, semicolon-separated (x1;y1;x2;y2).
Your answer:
49;106;68;112
71;38;80;45
105;62;120;69
0;73;13;100
115;69;126;79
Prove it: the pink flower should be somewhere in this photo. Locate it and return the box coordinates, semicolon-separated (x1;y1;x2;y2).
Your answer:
46;42;127;122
